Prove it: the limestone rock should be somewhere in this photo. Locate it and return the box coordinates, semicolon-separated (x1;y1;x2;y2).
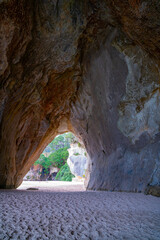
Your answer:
67;143;87;178
47;167;59;181
24;164;42;181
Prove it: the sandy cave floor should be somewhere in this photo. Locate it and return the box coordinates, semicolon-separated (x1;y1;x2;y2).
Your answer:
0;181;160;240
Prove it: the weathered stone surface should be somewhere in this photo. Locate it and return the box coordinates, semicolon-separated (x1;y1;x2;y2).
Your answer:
0;0;160;196
145;185;160;197
67;143;87;178
0;0;85;188
71;29;160;194
23;164;42;181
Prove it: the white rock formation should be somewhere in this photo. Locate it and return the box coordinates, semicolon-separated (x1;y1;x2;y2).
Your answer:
67;143;87;178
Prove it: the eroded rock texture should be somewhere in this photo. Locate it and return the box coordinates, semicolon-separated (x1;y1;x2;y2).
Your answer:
0;0;160;195
67;143;87;178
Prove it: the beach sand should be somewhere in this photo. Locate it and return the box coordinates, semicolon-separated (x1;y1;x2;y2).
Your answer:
0;181;160;240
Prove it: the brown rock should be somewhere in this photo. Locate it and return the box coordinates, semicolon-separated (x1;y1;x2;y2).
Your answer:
145;185;160;197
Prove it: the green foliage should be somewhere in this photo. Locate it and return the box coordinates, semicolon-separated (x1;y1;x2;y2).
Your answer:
48;147;69;168
34;154;48;168
74;152;80;156
84;152;87;157
55;163;75;181
65;132;76;144
78;142;81;147
49;135;66;151
48;132;76;152
34;147;69;171
33;132;77;180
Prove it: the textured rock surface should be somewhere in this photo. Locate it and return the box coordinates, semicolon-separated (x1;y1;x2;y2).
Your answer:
67;143;87;178
23;164;42;181
23;164;59;181
71;29;160;193
0;0;160;195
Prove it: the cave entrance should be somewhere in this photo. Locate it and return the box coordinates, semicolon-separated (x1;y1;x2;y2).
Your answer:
19;132;87;191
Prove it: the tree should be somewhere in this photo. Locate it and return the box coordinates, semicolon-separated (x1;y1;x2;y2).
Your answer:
34;154;51;170
33;132;78;180
34;147;69;170
49;135;65;152
48;132;76;153
48;147;69;168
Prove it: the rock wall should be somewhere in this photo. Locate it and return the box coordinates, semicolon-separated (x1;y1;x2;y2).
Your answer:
0;0;84;188
0;0;160;195
71;28;160;193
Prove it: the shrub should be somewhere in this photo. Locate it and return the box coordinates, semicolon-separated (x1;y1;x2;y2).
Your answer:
55;163;75;181
48;147;69;168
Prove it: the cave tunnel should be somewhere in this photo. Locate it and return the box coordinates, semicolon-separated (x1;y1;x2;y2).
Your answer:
0;0;160;197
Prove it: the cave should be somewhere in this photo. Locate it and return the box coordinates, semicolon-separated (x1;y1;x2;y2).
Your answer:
0;0;160;196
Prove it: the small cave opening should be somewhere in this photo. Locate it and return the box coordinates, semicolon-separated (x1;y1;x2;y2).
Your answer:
19;132;88;191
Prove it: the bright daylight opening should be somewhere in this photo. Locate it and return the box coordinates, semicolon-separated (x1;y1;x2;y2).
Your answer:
18;132;87;191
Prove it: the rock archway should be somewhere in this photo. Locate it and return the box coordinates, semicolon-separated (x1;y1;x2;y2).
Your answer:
0;0;160;195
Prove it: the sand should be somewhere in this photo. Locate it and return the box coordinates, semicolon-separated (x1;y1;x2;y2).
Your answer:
0;181;160;240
